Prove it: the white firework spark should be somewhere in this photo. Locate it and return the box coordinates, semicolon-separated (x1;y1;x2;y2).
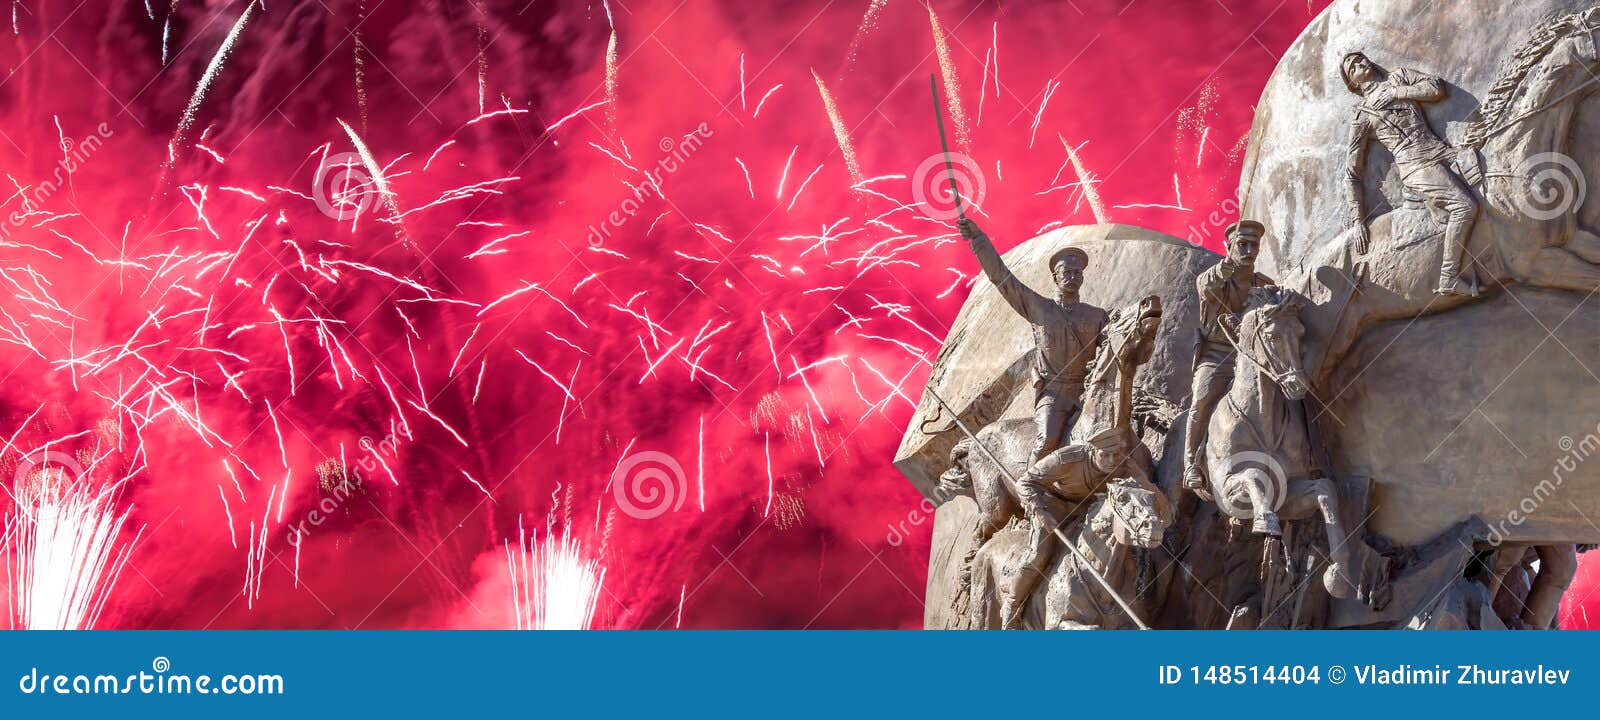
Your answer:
604;30;620;128
1058;133;1109;224
6;465;142;630
505;518;606;630
928;4;970;152
173;0;257;153
812;69;862;184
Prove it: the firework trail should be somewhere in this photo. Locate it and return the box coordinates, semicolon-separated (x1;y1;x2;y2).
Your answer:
169;0;257;163
354;0;371;133
927;4;970;153
474;0;489;115
843;0;892;72
605;36;620;129
812;69;863;185
1059;133;1109;223
336;118;404;236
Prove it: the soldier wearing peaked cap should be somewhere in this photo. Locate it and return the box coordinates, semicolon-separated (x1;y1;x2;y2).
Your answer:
958;218;1108;466
1183;220;1275;492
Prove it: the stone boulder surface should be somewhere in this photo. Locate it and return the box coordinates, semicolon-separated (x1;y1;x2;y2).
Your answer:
1239;0;1598;271
1241;0;1600;545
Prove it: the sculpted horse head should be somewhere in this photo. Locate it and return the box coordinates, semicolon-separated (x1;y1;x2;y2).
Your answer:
1092;476;1174;550
1235;286;1310;404
1207;286;1373;603
1078;294;1163;443
1206;285;1314;530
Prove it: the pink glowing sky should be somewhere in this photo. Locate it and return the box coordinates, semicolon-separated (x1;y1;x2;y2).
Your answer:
0;0;1592;629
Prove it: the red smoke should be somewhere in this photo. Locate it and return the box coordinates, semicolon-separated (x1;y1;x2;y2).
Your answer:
4;0;1587;629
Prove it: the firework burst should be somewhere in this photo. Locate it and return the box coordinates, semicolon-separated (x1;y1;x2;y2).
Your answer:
5;460;142;630
505;517;606;630
0;0;1329;630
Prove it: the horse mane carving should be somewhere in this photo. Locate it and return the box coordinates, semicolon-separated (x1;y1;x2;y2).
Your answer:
1464;8;1598;147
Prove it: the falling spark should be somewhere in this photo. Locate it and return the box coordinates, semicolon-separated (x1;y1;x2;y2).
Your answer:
990;21;1001;97
759;312;782;382
697;415;706;512
474;0;489;114
1029;80;1061;149
734;158;755;198
1059;133;1108;223
788;356;831;423
461;470;492;499
354;0;370;132
604;30;620;128
505;518;606;630
811;69;862;184
977;47;991;127
751;83;783;118
843;0;890;71
762;432;774;518
936;268;968;299
336;119;406;238
786;164;825;212
7;466;142;630
546;99;613;134
928;4;971;152
170;0;257;163
775;145;798;201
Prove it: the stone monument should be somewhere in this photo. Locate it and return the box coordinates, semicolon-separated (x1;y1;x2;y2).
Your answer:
903;0;1600;629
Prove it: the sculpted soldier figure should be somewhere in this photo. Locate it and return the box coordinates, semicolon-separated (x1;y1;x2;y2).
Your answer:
1183;220;1273;491
1341;51;1480;296
1003;298;1160;629
1008;427;1138;628
958;217;1107;465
